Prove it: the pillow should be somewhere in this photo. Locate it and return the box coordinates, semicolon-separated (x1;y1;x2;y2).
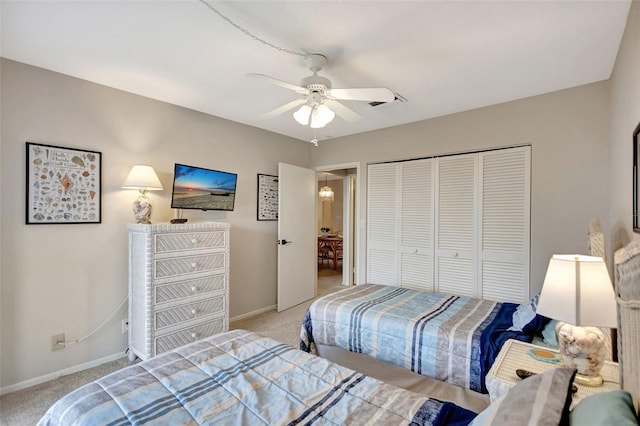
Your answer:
508;294;540;332
470;368;576;426
521;313;549;335
541;319;559;347
570;390;638;426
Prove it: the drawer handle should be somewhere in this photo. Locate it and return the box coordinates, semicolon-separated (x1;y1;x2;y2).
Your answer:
191;308;197;316
191;286;198;294
191;332;198;340
414;249;418;254
453;252;459;258
191;262;198;270
191;238;198;246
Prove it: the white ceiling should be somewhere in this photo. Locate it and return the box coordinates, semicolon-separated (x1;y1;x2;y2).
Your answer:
1;1;631;144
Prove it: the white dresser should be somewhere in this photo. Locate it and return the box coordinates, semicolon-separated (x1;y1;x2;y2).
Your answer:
127;222;230;361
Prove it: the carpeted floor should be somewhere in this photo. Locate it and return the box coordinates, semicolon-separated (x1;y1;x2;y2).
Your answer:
0;267;345;425
230;267;345;347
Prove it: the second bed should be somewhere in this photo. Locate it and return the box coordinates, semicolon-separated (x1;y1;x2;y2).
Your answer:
300;283;546;393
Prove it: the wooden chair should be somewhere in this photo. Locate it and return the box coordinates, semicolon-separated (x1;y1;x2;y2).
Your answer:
318;244;331;268
334;241;343;269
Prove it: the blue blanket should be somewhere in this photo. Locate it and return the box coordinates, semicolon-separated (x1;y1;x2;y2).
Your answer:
300;284;536;393
39;329;476;425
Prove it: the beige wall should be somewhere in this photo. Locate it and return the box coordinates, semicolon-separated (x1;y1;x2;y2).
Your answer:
608;1;640;258
312;81;612;294
0;59;310;390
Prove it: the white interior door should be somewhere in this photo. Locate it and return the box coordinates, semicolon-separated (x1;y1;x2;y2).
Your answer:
277;163;316;311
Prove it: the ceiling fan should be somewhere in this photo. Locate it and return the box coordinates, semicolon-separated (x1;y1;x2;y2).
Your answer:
249;54;395;129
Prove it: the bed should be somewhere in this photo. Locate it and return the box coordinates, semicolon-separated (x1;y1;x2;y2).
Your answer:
38;315;640;426
39;329;639;426
38;329;479;426
299;284;546;393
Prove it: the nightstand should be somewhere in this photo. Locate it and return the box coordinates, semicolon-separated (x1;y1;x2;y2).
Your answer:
486;339;620;407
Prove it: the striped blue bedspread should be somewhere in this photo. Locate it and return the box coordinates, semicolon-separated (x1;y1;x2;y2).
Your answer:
300;284;534;393
39;329;477;426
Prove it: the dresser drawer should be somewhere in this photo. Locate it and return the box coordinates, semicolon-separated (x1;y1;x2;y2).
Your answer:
154;317;225;355
155;295;225;330
154;253;225;279
154;231;227;253
154;274;225;304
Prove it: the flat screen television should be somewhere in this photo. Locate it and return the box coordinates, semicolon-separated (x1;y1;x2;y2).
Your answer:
170;163;237;211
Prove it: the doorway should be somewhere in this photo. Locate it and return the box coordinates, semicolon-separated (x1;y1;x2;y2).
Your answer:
315;163;359;287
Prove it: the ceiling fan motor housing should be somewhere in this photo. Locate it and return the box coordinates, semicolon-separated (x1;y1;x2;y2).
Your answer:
307;91;324;103
301;76;331;92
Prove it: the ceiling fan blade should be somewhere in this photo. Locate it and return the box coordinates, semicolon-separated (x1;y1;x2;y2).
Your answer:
247;73;308;94
326;87;395;103
324;99;361;122
260;98;307;120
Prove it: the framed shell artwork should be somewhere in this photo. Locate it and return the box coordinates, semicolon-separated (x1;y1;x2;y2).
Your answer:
26;142;102;224
257;173;278;221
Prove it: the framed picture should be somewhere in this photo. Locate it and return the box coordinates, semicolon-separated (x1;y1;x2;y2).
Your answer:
257;173;278;221
634;121;640;233
26;142;102;224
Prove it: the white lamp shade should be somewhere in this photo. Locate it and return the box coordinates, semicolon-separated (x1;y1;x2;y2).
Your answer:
294;103;335;128
122;165;163;191
293;105;312;126
536;255;617;328
310;104;335;129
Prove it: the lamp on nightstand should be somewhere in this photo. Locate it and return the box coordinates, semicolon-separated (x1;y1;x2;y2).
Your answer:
122;165;163;224
536;255;617;386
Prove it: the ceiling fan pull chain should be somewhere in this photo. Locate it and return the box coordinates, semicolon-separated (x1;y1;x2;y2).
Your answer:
197;0;307;57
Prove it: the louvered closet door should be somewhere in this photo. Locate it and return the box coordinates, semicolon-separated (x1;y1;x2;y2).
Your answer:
399;159;434;291
479;147;530;302
367;163;399;285
435;154;478;297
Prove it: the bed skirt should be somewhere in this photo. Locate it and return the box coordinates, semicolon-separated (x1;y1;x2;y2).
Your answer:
316;343;490;413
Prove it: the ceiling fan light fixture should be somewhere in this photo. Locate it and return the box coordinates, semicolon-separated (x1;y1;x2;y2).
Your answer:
293;104;312;125
309;103;335;129
317;103;335;122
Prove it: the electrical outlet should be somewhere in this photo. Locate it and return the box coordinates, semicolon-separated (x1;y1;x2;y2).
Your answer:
51;333;65;351
121;319;129;334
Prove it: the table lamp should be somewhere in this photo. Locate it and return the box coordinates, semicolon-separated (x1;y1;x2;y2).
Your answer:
536;255;617;386
122;165;163;224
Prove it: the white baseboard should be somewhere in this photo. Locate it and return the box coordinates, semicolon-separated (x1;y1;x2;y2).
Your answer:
0;351;126;396
230;304;276;323
3;306;279;396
